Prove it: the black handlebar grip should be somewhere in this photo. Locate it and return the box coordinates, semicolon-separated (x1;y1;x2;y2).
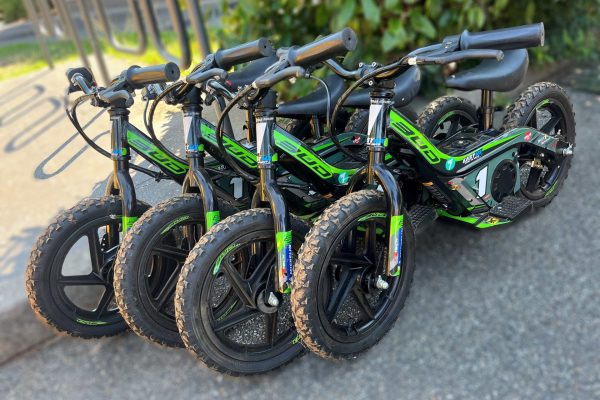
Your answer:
125;63;181;89
288;28;358;67
214;38;275;70
66;67;95;93
460;23;544;51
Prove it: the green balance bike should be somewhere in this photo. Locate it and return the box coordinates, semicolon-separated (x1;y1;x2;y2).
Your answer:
25;38;368;338
290;23;575;360
109;38;420;347
173;28;423;375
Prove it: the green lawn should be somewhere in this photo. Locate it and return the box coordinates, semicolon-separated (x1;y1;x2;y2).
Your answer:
0;32;217;81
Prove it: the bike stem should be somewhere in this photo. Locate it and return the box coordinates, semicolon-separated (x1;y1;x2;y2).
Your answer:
366;84;405;276
251;90;293;295
181;87;221;230
106;105;138;233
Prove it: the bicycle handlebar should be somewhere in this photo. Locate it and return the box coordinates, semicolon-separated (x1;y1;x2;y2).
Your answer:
125;63;181;89
459;23;544;51
288;28;357;67
214;38;274;70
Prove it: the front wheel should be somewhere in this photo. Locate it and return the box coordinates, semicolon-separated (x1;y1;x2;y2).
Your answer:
113;194;237;348
291;190;416;360
175;209;308;375
25;196;149;337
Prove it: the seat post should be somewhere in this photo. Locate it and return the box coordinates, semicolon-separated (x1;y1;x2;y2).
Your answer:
480;89;494;130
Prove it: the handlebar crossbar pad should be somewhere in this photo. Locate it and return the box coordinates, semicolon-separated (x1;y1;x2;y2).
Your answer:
214;38;275;70
125;63;181;89
460;23;544;51
288;28;358;67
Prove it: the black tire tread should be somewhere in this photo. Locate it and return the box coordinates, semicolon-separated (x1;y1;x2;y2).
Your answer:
175;208;308;376
416;95;477;136
25;196;127;338
291;190;414;360
113;194;236;348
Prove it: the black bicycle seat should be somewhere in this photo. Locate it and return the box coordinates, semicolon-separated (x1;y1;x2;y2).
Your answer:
446;49;528;92
343;66;421;108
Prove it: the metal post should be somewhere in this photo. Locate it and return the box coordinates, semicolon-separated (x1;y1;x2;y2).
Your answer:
55;0;91;72
74;0;110;84
186;0;211;58
23;0;54;68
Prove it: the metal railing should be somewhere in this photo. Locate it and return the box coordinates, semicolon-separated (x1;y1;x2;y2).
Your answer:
23;0;213;84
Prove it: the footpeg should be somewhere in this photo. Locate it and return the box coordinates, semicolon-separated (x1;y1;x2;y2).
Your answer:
489;196;532;220
408;205;438;234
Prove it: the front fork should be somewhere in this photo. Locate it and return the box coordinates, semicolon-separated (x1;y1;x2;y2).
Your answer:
105;107;138;234
252;109;292;294
359;89;405;276
181;102;220;231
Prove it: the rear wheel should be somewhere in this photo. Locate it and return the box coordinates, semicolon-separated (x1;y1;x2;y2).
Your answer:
502;82;576;207
175;209;308;375
113;194;237;347
25;196;149;337
417;96;478;142
291;190;416;360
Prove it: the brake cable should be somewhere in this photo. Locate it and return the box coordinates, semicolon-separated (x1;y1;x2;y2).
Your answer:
67;94;171;181
326;56;409;163
146;81;187;164
214;85;260;184
307;75;331;135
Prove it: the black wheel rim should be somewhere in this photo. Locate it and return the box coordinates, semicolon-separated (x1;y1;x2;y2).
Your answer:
195;230;298;362
518;100;572;200
316;216;405;344
139;218;204;328
429;110;477;142
50;217;122;325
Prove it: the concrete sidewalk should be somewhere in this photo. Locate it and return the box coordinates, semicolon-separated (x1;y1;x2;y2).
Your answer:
0;57;245;364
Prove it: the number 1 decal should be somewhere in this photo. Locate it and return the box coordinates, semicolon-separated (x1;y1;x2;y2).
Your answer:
229;177;243;199
475;166;488;197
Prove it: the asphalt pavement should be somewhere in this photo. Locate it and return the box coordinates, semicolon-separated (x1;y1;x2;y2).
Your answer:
0;62;599;399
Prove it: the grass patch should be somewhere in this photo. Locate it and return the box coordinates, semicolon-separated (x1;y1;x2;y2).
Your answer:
0;31;218;82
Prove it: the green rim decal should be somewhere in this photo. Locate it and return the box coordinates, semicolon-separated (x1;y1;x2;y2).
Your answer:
545;181;559;197
291;333;301;345
276;230;293;291
122;216;138;233
358;212;387;221
388;215;404;276
216;300;239;321
213;242;242;275
440;111;456;123
205;210;220;230
76;318;108;326
536;99;552;109
126;130;188;174
199;122;258;168
161;215;191;235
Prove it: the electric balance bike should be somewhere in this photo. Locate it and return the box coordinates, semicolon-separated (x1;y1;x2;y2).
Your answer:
290;23;575;360
25;38;365;338
114;31;422;348
173;28;420;375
